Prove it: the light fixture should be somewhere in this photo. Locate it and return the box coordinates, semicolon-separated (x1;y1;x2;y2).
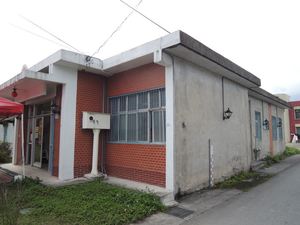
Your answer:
263;119;269;130
11;87;18;98
223;107;233;120
277;120;282;128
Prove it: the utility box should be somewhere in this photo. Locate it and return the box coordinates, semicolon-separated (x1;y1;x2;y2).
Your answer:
82;112;110;130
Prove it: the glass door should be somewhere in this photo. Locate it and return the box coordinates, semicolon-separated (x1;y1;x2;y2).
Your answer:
33;117;44;168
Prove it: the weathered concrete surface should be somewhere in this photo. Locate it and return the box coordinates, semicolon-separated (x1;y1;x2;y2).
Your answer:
173;57;251;194
183;155;300;225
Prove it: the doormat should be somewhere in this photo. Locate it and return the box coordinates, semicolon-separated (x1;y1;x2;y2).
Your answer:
165;206;194;219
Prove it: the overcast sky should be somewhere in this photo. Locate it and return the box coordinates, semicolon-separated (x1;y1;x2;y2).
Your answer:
0;0;299;100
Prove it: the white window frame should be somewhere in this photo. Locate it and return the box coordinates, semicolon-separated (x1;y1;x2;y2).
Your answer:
108;88;166;144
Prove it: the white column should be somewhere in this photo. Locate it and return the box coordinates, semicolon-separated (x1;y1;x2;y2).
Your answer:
91;129;100;176
154;51;175;192
12;118;18;165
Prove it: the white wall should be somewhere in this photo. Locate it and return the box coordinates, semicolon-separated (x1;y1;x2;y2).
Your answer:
50;64;78;180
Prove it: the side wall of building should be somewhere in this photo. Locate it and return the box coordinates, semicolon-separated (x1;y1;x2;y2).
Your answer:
173;57;251;194
106;63;166;187
249;97;285;159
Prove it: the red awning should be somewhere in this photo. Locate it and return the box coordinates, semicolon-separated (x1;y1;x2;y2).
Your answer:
0;97;24;118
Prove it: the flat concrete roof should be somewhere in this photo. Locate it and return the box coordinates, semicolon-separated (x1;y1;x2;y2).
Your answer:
178;31;261;86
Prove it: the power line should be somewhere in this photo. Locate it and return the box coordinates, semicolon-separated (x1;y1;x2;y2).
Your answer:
10;23;69;49
91;0;143;57
119;0;170;34
19;15;83;53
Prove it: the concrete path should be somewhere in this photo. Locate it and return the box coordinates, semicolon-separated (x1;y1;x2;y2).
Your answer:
136;155;300;225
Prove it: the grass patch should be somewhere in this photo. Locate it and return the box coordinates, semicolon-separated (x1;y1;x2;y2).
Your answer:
0;178;165;225
263;146;300;167
216;171;271;191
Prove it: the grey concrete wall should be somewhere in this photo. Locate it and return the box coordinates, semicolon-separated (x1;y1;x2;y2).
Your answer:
173;57;251;194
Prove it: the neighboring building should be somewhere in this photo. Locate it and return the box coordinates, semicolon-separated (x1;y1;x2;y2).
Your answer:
0;31;289;196
289;101;300;140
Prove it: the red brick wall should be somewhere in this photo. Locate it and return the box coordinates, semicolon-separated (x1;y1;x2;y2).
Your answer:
106;144;166;187
289;101;300;138
107;63;166;187
53;85;62;177
74;71;104;178
107;63;165;96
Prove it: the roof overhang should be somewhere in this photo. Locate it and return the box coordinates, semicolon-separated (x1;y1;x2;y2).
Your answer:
249;87;290;109
0;70;61;103
101;31;261;88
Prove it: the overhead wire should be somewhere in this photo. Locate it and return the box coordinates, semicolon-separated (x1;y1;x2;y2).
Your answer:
119;0;170;34
9;23;70;49
91;0;143;57
19;15;83;54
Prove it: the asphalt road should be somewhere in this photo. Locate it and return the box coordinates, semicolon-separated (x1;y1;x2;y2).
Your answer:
184;159;300;225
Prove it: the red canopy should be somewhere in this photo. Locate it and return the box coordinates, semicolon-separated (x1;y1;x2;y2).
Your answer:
0;97;24;117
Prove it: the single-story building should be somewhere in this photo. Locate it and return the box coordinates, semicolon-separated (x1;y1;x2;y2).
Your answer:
0;31;289;196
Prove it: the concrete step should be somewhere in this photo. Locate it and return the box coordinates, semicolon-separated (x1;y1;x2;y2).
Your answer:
250;160;265;171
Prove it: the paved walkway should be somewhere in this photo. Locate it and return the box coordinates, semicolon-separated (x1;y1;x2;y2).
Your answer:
135;154;300;225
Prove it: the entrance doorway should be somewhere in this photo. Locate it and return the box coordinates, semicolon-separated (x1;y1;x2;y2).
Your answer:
26;101;53;171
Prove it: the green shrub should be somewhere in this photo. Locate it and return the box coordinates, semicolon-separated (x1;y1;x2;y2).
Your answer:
283;146;300;157
0;142;11;163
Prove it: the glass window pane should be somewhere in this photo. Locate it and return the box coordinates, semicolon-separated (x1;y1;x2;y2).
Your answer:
150;90;159;108
161;89;166;107
111;98;119;114
138;92;148;109
296;127;300;135
119;114;126;141
152;111;160;142
295;109;300;119
138;112;148;141
119;96;126;112
128;94;137;111
110;115;119;141
255;111;262;141
127;113;137;142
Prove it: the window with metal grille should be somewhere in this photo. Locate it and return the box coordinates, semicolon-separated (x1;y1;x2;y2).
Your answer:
109;88;166;144
255;111;262;141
